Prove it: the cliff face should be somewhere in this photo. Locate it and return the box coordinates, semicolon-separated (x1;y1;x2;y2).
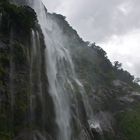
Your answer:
0;1;140;140
46;13;140;140
0;2;56;139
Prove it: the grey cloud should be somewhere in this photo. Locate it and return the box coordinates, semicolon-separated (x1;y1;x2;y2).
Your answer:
43;0;140;42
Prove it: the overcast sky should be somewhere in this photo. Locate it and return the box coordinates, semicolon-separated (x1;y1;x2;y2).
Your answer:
42;0;140;78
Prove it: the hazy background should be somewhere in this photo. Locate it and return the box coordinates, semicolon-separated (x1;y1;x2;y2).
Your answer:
42;0;140;78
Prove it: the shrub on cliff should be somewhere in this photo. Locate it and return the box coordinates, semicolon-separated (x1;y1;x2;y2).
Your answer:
116;106;140;140
0;1;37;33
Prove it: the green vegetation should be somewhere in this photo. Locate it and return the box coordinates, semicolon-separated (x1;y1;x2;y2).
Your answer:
116;106;140;140
112;61;135;84
0;0;37;33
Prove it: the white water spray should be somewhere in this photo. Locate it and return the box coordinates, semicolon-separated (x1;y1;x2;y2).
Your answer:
28;0;99;139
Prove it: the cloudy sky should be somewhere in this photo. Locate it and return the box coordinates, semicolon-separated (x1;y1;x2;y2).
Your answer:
42;0;140;78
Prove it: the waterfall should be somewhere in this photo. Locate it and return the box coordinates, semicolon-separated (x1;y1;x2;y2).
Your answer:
30;0;99;139
11;0;101;139
32;2;72;139
30;30;44;127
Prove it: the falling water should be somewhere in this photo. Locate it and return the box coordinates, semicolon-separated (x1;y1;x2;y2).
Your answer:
30;29;47;132
31;1;72;140
11;0;101;139
29;0;99;139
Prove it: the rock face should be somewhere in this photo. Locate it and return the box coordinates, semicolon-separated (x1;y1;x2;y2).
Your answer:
0;1;55;139
0;0;140;140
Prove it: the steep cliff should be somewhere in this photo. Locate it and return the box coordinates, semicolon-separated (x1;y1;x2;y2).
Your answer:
0;1;56;139
0;1;140;140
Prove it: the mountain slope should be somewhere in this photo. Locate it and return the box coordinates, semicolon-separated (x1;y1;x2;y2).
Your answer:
0;1;140;140
47;13;140;140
